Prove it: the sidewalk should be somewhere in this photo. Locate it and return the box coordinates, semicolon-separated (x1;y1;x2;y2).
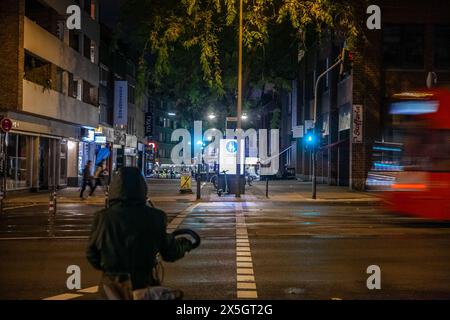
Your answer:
2;184;197;208
2;179;382;207
3;187;106;207
202;179;382;203
248;180;381;203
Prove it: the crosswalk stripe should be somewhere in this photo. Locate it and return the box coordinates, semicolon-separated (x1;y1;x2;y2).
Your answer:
43;293;83;300
77;286;98;293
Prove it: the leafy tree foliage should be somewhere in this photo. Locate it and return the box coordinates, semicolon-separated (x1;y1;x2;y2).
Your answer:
119;0;361;128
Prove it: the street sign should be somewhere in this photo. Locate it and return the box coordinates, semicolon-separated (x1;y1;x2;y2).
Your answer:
0;118;12;133
219;139;244;175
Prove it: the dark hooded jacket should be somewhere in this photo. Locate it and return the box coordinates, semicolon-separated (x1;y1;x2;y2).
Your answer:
86;167;192;289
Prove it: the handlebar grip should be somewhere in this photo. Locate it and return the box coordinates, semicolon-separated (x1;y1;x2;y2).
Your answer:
172;228;201;249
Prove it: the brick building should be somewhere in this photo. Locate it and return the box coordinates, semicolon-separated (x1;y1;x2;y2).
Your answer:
0;0;100;190
286;0;450;190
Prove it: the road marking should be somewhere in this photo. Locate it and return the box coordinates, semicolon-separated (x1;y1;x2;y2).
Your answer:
237;268;254;275
0;236;89;241
167;203;199;233
235;203;258;299
237;275;255;282
43;293;83;300
40;202;198;301
236;256;253;262
237;251;252;257
237;290;258;299
77;286;98;293
237;282;257;290
237;262;253;268
3;204;39;210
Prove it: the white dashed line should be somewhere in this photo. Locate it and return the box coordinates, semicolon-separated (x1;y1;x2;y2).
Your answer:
43;293;83;300
235;203;258;299
166;202;199;233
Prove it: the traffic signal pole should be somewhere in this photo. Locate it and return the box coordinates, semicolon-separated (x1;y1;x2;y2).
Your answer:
311;55;344;199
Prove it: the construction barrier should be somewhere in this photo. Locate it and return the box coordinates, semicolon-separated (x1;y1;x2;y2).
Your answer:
180;174;193;194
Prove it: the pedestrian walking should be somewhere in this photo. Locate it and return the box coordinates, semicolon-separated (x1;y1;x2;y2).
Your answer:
80;160;94;199
90;160;107;196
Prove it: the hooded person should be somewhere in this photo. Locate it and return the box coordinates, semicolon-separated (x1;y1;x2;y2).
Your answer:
86;167;194;300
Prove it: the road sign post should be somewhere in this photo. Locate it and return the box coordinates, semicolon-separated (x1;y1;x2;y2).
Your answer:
0;118;12;210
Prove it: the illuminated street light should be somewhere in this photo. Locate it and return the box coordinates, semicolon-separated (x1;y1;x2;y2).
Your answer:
208;113;216;120
168;112;176;116
241;113;248;120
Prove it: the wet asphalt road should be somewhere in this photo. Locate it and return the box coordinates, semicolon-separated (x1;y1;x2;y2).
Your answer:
0;180;450;300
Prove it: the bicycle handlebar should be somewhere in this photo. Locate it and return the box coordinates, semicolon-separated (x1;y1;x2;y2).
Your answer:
172;228;201;249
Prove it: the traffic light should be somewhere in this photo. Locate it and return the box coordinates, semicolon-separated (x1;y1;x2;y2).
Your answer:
339;48;353;77
147;142;156;153
304;129;318;150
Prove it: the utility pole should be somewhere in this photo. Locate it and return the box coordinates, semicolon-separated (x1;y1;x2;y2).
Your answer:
235;0;243;198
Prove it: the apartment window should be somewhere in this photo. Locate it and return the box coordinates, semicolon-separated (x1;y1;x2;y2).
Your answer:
24;52;51;88
68;73;80;99
82;35;97;63
83;81;98;106
55;67;64;93
434;25;450;69
25;0;61;39
69;30;80;52
100;65;110;87
383;24;425;69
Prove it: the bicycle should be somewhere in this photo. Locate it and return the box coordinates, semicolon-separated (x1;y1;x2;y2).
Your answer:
217;170;229;196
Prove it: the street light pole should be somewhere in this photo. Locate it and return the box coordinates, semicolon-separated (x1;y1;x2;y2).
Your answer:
235;0;243;198
311;57;342;199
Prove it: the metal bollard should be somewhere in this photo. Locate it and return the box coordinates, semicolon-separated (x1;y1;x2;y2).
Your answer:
104;185;109;208
196;165;201;200
53;189;57;213
266;177;269;198
48;192;55;215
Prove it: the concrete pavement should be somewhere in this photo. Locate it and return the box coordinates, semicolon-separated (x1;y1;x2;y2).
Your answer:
1;179;450;300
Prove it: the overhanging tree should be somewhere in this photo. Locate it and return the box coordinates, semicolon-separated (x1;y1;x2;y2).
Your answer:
119;0;362;128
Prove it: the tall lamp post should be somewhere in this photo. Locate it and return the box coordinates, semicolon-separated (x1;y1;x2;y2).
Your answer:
311;49;349;199
235;0;243;198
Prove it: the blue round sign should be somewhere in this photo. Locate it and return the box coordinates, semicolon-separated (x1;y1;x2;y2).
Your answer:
226;141;238;153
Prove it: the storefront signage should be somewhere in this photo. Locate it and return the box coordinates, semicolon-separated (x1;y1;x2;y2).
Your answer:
114;81;128;127
352;104;363;143
145;112;153;137
94;135;106;144
81;128;95;142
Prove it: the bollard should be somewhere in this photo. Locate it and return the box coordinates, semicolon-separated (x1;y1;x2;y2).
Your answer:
53;188;57;214
104;185;109;208
266;177;269;198
0;193;3;215
196;164;201;200
48;192;55;215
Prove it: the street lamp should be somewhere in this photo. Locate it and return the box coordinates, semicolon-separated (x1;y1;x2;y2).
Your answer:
208;113;216;120
241;113;248;120
310;49;346;199
235;0;244;198
168;112;176;116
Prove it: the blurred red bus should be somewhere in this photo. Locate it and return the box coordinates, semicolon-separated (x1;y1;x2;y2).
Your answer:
383;89;450;220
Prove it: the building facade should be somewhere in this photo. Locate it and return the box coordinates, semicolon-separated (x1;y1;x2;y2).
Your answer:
286;0;450;190
0;0;100;190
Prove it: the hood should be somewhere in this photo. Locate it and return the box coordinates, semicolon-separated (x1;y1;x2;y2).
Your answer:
109;167;147;205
